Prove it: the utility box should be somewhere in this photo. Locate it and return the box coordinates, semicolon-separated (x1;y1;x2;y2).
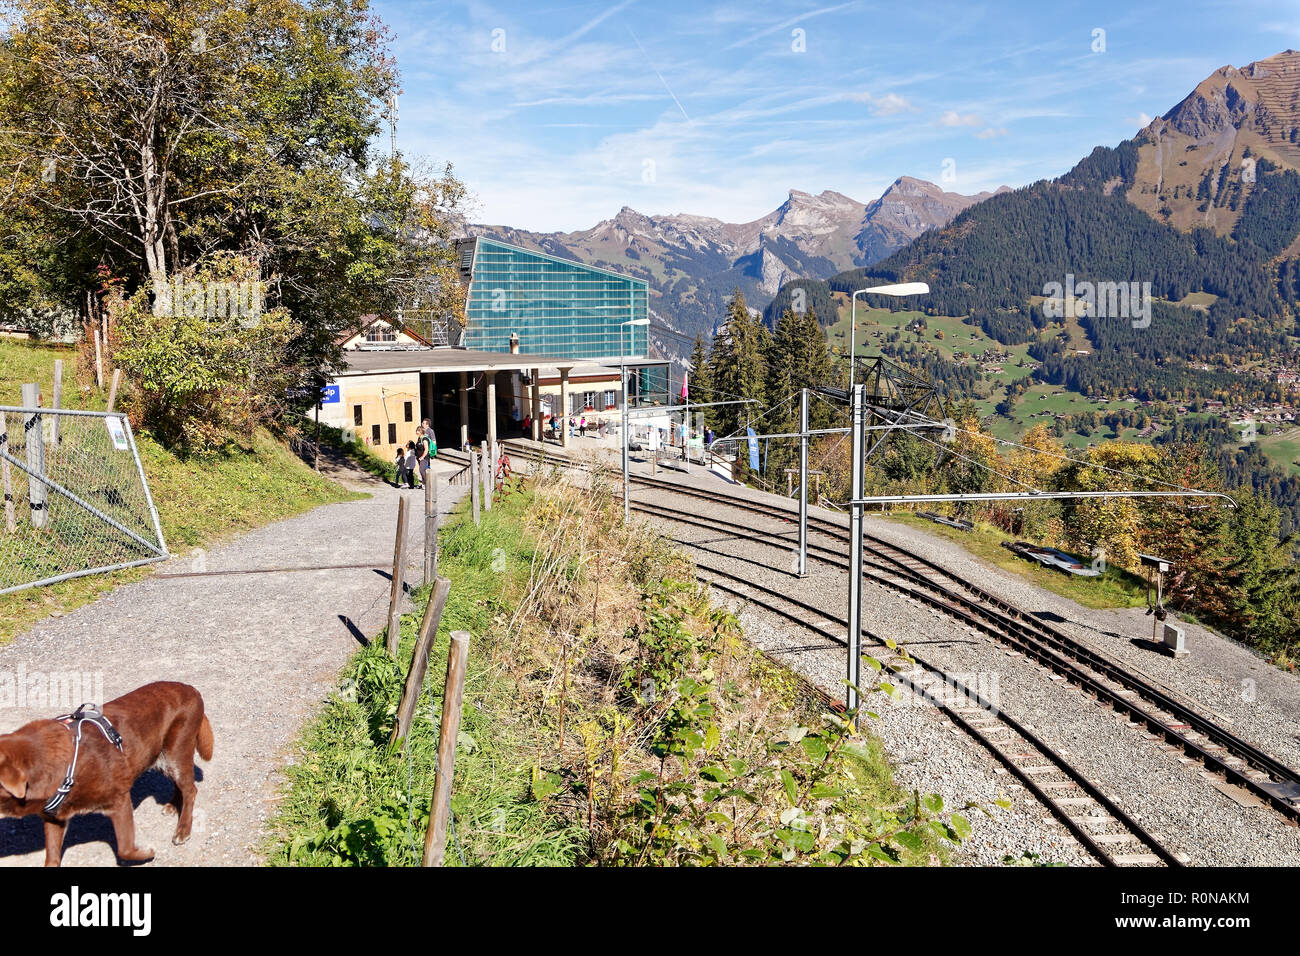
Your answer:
1162;621;1189;659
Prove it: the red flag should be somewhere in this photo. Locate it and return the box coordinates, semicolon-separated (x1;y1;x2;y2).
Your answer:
681;371;689;401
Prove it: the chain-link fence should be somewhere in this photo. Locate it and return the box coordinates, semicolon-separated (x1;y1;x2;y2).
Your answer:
0;406;167;595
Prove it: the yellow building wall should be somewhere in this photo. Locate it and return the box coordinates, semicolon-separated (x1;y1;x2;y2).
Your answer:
324;372;423;454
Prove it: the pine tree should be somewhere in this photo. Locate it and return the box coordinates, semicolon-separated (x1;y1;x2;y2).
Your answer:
687;333;714;429
1221;491;1298;654
708;289;769;437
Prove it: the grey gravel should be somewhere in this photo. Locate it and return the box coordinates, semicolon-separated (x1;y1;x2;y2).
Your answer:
624;463;1300;867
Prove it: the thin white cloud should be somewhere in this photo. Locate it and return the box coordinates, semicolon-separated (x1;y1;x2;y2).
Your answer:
938;110;982;127
846;92;915;116
722;1;861;51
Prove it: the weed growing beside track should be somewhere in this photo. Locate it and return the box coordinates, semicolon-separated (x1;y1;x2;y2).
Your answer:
269;468;975;866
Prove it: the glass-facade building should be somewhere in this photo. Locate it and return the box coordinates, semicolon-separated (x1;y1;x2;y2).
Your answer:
459;237;649;361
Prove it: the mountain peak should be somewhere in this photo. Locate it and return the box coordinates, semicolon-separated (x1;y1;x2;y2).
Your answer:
1160;49;1300;145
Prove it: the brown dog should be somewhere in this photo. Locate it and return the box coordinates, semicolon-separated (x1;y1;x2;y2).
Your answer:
0;681;213;866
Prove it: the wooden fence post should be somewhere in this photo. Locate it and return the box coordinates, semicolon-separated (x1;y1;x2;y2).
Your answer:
51;360;63;447
93;328;103;388
481;440;492;511
390;576;451;752
385;495;411;655
470;453;480;526
21;384;46;530
106;368;122;414
423;475;439;585
0;411;15;533
423;630;470;867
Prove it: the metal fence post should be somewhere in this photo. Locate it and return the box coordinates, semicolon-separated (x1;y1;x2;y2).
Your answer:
847;383;865;726
21;384;46;530
121;415;167;558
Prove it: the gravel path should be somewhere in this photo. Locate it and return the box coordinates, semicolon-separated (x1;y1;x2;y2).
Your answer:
0;455;467;867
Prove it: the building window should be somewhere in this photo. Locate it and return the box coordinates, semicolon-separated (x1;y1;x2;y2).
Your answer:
582;391;596;410
371;424;381;444
388;423;397;444
364;323;396;344
353;404;363;427
404;401;413;422
604;390;615;409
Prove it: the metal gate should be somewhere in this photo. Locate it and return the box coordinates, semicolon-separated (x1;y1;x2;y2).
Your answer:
0;406;168;595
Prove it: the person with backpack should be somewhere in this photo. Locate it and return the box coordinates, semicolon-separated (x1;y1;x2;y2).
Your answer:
415;424;435;485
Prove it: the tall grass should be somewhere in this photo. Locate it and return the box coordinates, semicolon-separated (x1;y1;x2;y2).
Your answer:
269;487;584;866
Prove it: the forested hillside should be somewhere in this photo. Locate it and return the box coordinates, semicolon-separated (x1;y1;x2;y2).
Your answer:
761;75;1300;545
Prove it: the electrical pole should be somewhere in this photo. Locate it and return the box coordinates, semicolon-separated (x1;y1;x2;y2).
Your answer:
622;361;630;523
846;383;865;725
797;387;809;578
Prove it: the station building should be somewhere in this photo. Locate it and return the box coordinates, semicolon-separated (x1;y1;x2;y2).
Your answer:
318;237;671;456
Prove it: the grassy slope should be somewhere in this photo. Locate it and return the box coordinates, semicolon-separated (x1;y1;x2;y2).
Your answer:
269;480;970;867
0;339;360;643
883;513;1149;610
823;293;1206;448
1258;425;1300;476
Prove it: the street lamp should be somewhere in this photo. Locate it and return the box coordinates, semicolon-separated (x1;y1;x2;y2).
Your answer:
621;317;650;523
849;282;930;387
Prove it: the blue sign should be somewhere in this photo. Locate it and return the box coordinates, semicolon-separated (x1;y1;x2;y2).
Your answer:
746;427;759;471
321;384;340;405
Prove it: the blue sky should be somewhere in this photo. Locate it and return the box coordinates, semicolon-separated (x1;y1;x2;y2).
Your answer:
377;0;1300;231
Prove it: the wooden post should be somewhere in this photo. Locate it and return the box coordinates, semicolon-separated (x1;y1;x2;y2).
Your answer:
106;368;122;414
423;630;470;867
423;474;439;585
0;411;15;533
390;577;451;751
21;384;46;530
385;496;411;656
481;440;492;512
51;360;63;447
93;328;103;388
470;452;480;526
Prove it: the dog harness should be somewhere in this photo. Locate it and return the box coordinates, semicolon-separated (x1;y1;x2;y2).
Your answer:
43;703;124;814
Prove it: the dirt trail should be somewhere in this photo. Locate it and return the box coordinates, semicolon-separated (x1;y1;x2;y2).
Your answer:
0;456;466;866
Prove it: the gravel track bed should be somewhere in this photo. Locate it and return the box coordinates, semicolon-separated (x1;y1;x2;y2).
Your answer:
642;499;1300;866
644;510;1095;866
630;470;1300;777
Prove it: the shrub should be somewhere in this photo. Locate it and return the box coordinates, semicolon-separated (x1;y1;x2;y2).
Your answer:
113;254;299;449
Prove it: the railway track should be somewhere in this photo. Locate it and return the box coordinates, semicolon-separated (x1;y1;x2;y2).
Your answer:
692;558;1184;867
627;477;1300;826
444;439;1300;830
